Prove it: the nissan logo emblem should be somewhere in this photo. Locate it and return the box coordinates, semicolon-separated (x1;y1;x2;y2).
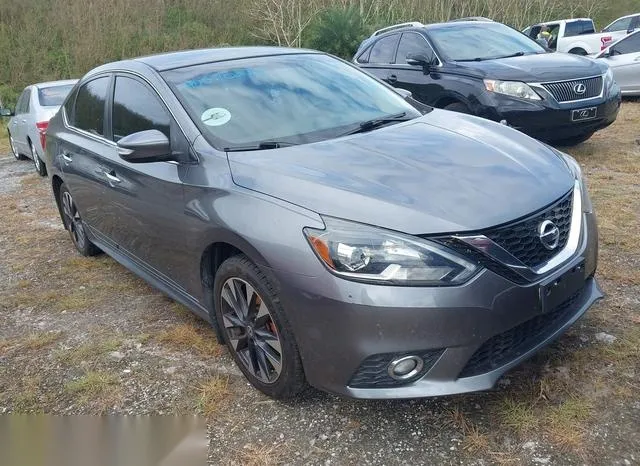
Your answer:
538;220;560;250
573;83;587;95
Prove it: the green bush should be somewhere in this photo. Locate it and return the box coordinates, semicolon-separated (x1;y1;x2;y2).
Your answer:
305;7;368;60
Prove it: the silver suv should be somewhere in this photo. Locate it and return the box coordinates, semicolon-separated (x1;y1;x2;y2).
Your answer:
4;80;77;176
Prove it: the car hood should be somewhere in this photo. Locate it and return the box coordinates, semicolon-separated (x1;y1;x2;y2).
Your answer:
456;52;606;82
227;110;574;235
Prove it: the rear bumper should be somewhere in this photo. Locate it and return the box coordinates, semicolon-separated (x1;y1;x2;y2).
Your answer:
476;86;622;142
268;213;600;399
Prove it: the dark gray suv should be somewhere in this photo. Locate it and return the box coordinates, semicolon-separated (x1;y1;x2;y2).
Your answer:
45;47;602;400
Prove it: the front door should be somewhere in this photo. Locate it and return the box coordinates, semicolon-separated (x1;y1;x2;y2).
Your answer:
392;32;441;106
607;33;640;93
99;74;191;287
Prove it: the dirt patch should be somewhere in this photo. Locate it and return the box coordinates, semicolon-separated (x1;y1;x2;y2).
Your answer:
1;103;639;465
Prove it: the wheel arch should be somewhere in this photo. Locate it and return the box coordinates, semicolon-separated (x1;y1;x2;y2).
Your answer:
199;234;272;342
434;92;473;111
51;175;65;223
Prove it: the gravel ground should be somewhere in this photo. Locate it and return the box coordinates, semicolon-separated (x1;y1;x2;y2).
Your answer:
1;103;639;465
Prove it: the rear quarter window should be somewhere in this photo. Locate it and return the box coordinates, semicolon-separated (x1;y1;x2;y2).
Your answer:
369;34;400;64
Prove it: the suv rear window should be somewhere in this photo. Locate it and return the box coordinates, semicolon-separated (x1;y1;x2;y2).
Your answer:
564;20;595;37
38;84;75;107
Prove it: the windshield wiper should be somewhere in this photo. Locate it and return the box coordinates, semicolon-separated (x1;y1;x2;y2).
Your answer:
494;51;526;59
338;112;413;137
457;51;526;62
224;141;298;152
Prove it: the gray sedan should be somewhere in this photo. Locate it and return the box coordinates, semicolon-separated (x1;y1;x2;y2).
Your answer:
44;48;601;400
596;31;640;96
3;79;77;175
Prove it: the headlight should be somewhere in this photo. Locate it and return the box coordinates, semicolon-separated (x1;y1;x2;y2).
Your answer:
484;79;541;101
303;217;479;286
561;153;593;213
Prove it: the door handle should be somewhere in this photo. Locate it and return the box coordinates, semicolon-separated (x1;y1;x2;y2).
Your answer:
105;171;121;184
634;56;640;61
387;74;398;83
20;119;26;123
61;152;72;163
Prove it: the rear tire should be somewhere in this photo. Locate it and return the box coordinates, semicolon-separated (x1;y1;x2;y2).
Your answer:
444;102;471;114
553;132;594;147
58;183;101;256
214;254;307;399
8;131;25;160
30;141;47;177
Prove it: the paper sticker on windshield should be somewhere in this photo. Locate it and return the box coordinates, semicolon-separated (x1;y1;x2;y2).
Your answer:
201;108;231;126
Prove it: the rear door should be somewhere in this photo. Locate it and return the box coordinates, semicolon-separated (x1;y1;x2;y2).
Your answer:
392;32;441;105
357;33;400;83
100;74;191;286
607;33;640;93
57;75;114;234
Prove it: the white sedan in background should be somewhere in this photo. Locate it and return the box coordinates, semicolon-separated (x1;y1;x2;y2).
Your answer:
596;31;640;96
3;79;77;176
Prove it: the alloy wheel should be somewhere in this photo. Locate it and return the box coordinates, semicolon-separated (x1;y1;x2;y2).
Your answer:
31;143;41;171
220;277;283;384
61;191;87;250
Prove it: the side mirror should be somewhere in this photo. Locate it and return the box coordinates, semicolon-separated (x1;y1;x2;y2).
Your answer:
395;88;413;100
406;53;438;73
117;129;172;163
0;108;14;117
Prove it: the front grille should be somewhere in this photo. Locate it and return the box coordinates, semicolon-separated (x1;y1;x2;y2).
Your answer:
484;190;573;268
459;288;584;378
541;76;603;102
436;238;528;284
348;349;443;388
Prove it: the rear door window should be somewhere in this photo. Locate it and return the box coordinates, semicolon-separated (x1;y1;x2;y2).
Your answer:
369;34;400;64
111;76;171;142
72;77;110;137
395;32;435;64
15;90;27;114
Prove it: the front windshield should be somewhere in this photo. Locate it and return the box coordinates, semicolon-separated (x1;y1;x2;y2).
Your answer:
163;53;421;148
429;23;545;61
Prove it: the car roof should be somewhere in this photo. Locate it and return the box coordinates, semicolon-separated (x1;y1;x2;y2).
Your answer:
133;46;320;71
33;79;78;89
534;18;593;25
422;20;499;31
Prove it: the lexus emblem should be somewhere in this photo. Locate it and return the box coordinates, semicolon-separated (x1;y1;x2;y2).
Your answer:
573;83;587;95
538;220;560;250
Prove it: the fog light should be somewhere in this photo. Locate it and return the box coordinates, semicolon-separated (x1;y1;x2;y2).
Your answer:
387;355;424;380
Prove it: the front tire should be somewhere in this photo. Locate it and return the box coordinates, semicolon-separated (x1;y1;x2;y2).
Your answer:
30;141;46;177
553;132;594;147
59;183;101;256
213;255;306;399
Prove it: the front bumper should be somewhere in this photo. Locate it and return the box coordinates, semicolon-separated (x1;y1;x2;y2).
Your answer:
271;212;600;399
476;86;621;142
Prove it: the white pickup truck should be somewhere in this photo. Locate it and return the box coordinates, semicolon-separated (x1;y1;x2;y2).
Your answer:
523;16;639;55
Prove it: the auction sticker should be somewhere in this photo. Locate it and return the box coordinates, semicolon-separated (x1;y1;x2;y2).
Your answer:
201;108;231;126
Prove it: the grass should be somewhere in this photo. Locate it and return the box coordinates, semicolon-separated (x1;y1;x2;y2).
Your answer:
55;337;123;366
157;323;222;358
23;331;64;350
65;371;120;406
198;375;231;417
497;397;539;435
544;397;593;450
227;441;292;466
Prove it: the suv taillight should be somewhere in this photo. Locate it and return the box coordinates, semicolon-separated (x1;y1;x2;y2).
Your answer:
36;121;48;151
